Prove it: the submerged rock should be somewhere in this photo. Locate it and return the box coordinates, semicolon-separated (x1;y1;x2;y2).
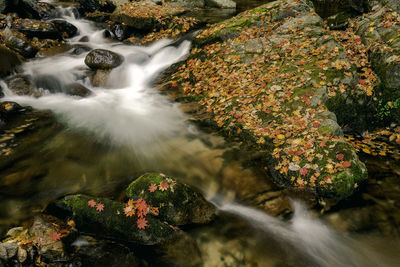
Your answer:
126;173;216;225
0;45;22;78
51;194;177;245
6;75;40;96
84;49;124;69
65;83;92;97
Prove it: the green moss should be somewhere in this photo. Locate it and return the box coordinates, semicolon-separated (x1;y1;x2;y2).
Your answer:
126;173;215;225
58;194;175;245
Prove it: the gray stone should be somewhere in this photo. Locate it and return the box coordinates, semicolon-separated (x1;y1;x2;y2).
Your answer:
0;242;18;261
2;28;37;58
205;0;235;9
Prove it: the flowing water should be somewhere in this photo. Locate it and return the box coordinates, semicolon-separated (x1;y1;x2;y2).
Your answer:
1;4;400;266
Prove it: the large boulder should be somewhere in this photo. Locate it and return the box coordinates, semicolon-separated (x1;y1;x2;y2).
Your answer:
0;45;22;78
353;0;400;124
163;0;369;199
9;0;57;20
84;49;124;70
126;173;216;225
1;28;37;58
50;194;177;245
12;19;61;39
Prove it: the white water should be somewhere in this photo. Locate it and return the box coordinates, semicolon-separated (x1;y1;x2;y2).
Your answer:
217;200;393;267
2;8;191;156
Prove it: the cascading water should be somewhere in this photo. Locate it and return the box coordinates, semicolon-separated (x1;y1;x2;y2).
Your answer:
216;200;394;267
1;4;399;267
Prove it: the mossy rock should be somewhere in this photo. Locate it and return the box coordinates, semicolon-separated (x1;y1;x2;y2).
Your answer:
54;194;176;245
126;173;216;225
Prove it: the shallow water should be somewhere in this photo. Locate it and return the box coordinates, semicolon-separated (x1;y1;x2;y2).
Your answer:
0;3;400;266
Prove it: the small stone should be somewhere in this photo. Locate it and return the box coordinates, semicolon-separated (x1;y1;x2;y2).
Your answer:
17;247;28;263
84;49;124;70
0;242;18;261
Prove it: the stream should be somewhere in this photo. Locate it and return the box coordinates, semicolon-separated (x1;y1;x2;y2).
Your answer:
1;2;400;267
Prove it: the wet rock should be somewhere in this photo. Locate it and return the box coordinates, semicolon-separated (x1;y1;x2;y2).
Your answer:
0;45;21;78
71;236;139;267
29;216;67;261
0;0;6;14
77;0;116;13
111;23;131;41
126;173;216;225
71;44;91;55
85;49;124;69
0;102;23;116
205;0;236;9
1;28;37;58
91;69;111;87
65;83;92;97
78;35;89;42
12;19;61;39
153;231;202;267
0;242;18;261
103;29;112;39
51;194;177;245
7;75;39;96
52;19;78;38
14;0;57;20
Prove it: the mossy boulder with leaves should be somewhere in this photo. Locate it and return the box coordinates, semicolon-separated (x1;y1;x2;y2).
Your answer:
126;173;216;225
163;0;370;199
353;0;400;125
53;194;177;245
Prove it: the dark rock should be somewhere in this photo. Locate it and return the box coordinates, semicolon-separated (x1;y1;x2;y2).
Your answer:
6;75;39;96
77;0;116;13
78;35;89;42
1;28;37;58
84;49;124;69
103;29;112;39
71;45;91;55
153;231;202;267
71;236;139;267
0;85;3;98
126;173;216;225
0;45;22;78
65;83;92;97
51;194;177;245
0;0;7;14
12;19;61;39
311;0;369;18
111;23;131;41
0;101;23;115
52;19;78;38
13;0;56;20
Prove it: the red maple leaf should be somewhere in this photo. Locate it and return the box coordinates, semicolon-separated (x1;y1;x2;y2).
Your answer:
50;232;61;241
88;199;97;208
159;180;169;191
136;198;148;218
96;203;104;212
299;168;309;176
149;184;157;192
59;229;69;235
319;141;326;147
336;154;344;160
342;161;351;168
137;217;148;229
313;122;320;128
